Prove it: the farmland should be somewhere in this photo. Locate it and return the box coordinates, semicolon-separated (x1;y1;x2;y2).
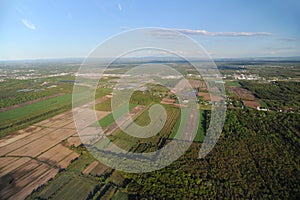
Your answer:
95;98;112;111
96;103;137;128
108;104;181;152
0;94;114;199
0;94;72;137
0;110;80;199
0;60;299;199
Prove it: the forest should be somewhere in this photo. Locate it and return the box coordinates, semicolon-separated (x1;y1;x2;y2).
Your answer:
122;109;300;199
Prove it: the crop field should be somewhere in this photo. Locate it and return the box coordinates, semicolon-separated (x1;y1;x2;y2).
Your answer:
0;96;115;199
225;81;241;87
1;62;298;199
51;177;96;200
89;162;111;177
111;190;128;200
95;98;112;111
0;94;72;137
169;109;205;142
0;126;79;199
242;100;261;108
98;114;116;128
109;105;181;152
82;160;101;175
11;92;212;199
189;79;207;91
96;103;137;128
37;174;73;199
227;86;256;100
194;110;206;142
66;136;82;147
101;186;118;200
198;92;223;102
34;172;97;200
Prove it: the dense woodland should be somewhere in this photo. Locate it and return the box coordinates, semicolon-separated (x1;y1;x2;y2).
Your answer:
123;110;300;199
241;81;300;112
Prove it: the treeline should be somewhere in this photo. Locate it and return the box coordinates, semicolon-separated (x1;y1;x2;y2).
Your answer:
130;91;161;105
241;81;300;111
0;91;52;108
123;109;300;199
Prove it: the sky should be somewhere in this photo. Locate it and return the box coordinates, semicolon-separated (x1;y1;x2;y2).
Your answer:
0;0;299;60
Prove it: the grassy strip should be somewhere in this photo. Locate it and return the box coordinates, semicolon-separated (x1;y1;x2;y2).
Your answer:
0;94;72;137
95;98;112;111
169;109;206;142
109;105;181;152
225;81;241;87
0;94;72;121
94;104;137;128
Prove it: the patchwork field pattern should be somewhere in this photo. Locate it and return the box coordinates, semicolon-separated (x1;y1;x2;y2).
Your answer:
0;96;113;199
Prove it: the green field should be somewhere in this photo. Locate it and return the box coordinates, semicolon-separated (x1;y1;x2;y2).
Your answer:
95;98;112;111
169;109;205;142
112;190;128;200
0;94;71;121
194;110;206;142
0;94;72;137
95;103;137;128
38;175;73;199
225;81;241;87
51;177;96;200
30;146;101;200
0;86;113;137
109;105;181;152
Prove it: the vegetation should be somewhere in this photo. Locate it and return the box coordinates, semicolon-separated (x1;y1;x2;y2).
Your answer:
225;81;241;87
124;110;300;199
109;105;180;152
241;81;300;111
96;103;137;128
0;94;72;137
169;109;206;142
2;61;300;199
95;98;112;111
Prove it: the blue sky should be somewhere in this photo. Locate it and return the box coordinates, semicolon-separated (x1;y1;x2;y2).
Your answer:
0;0;299;60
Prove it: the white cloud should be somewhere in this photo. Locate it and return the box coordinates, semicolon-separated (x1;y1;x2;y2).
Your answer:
118;3;122;11
149;28;272;38
21;19;36;30
177;29;271;36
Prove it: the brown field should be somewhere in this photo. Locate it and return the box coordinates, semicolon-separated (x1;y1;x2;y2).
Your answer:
105;105;145;135
90;162;110;176
198;92;224;102
9;168;59;200
189;80;207;90
0;157;31;176
242;100;260;108
0;126;42;148
228;86;255;100
38;144;77;167
96;110;111;120
161;98;175;105
7;128;77;157
0;96;110;199
82;160;100;175
57;152;80;169
67;136;82;147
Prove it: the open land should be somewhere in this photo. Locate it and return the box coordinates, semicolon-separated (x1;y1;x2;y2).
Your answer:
0;60;299;199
